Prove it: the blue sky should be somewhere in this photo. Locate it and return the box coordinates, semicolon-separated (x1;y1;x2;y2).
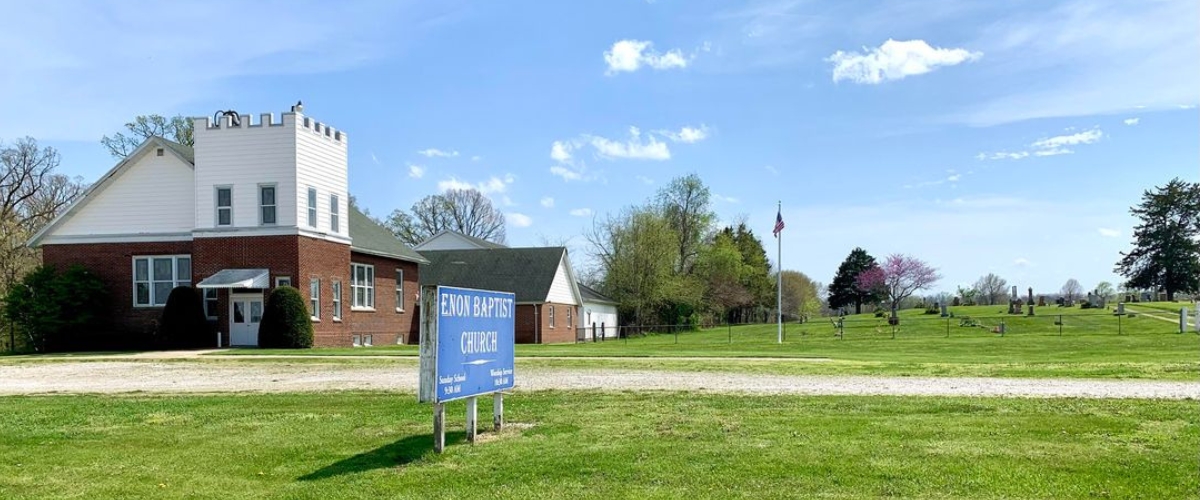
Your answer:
3;0;1197;295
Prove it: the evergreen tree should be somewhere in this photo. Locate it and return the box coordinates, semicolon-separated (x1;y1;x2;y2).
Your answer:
827;247;881;314
1114;178;1200;301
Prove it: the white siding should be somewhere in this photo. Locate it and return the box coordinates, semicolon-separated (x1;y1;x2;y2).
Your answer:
53;150;194;237
294;118;349;239
414;232;488;250
192;114;299;230
580;302;618;338
545;254;579;305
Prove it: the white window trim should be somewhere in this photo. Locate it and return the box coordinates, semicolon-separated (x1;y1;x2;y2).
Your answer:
306;186;318;228
132;255;191;307
259;184;277;226
275;276;292;288
548;305;555;328
309;278;321;321
332;280;342;322
395;268;404;313
351;263;375;310
215;186;233;227
204;288;219;320
330;193;340;233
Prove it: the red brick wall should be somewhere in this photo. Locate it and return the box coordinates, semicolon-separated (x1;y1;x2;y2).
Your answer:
42;241;194;341
42;238;423;348
514;303;578;344
298;237;352;346
193;235;303;346
347;252;420;345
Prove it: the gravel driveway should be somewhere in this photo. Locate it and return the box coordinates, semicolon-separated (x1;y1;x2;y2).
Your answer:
1;361;1196;399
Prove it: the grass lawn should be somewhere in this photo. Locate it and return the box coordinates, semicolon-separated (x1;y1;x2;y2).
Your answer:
200;305;1199;380
0;392;1196;499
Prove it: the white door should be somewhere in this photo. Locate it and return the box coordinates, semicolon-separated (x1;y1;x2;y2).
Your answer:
230;293;264;346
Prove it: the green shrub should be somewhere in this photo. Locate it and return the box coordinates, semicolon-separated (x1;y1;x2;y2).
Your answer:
159;286;211;348
3;265;106;352
258;286;313;349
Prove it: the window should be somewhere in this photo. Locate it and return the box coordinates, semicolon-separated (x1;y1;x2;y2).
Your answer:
548;305;555;328
215;187;232;226
204;288;218;320
133;255;191;306
330;194;340;232
332;281;342;321
395;269;404;312
363;334;373;347
307;187;317;227
309;279;320;320
351;263;375;309
352;334;362;347
259;185;276;225
275;276;292;288
567;307;572;328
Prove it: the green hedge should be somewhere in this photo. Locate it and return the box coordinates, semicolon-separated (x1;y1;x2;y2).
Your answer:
258;286;313;349
159;286;212;348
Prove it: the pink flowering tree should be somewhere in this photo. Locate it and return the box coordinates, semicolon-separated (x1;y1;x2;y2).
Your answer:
856;254;941;321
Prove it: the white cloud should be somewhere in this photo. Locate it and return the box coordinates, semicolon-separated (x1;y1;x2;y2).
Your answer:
713;194;739;203
657;125;710;143
550;141;574;162
418;148;460;158
370;153;381;165
978;128;1103;160
946;174;961;182
588;127;670;160
1123;118;1140;126
569;208;593;217
437;174;514;194
1031;129;1104;149
407;164;425;179
1098;228;1120;238
636;175;654;185
550;165;583;182
508;213;532;228
765;165;779;175
604;40;691;74
540;197;555;208
1014;257;1030;267
827;39;981;84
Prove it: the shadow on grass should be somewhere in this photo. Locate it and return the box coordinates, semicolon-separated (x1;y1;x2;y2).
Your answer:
298;431;466;480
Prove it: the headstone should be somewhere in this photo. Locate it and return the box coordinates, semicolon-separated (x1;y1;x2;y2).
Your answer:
1011;286;1018;300
1028;287;1034;305
1194;302;1199;333
1116;302;1125;315
940;303;948;318
1181;308;1189;334
1038;295;1046;307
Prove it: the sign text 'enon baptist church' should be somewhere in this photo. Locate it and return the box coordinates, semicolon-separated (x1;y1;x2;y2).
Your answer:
420;286;515;403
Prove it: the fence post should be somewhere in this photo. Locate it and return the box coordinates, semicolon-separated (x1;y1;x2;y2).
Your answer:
1058;315;1063;336
728;321;732;344
674;325;678;344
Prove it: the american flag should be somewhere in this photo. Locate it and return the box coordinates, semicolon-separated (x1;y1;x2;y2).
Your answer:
773;209;785;237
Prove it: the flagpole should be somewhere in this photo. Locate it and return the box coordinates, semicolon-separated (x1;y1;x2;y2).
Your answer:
777;200;782;344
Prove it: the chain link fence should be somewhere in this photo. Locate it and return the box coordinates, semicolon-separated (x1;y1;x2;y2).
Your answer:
572;309;1190;346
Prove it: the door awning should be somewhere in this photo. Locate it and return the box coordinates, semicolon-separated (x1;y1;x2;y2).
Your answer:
196;269;270;289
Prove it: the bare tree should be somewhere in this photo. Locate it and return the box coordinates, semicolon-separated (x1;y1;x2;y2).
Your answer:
0;138;84;292
101;115;194;159
973;273;1008;305
383;189;506;246
857;254;941;320
1061;278;1083;303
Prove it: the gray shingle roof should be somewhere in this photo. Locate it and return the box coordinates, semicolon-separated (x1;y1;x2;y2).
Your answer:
159;138;195;164
349;207;429;264
454;231;507;249
419;247;567;303
578;282;617;304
